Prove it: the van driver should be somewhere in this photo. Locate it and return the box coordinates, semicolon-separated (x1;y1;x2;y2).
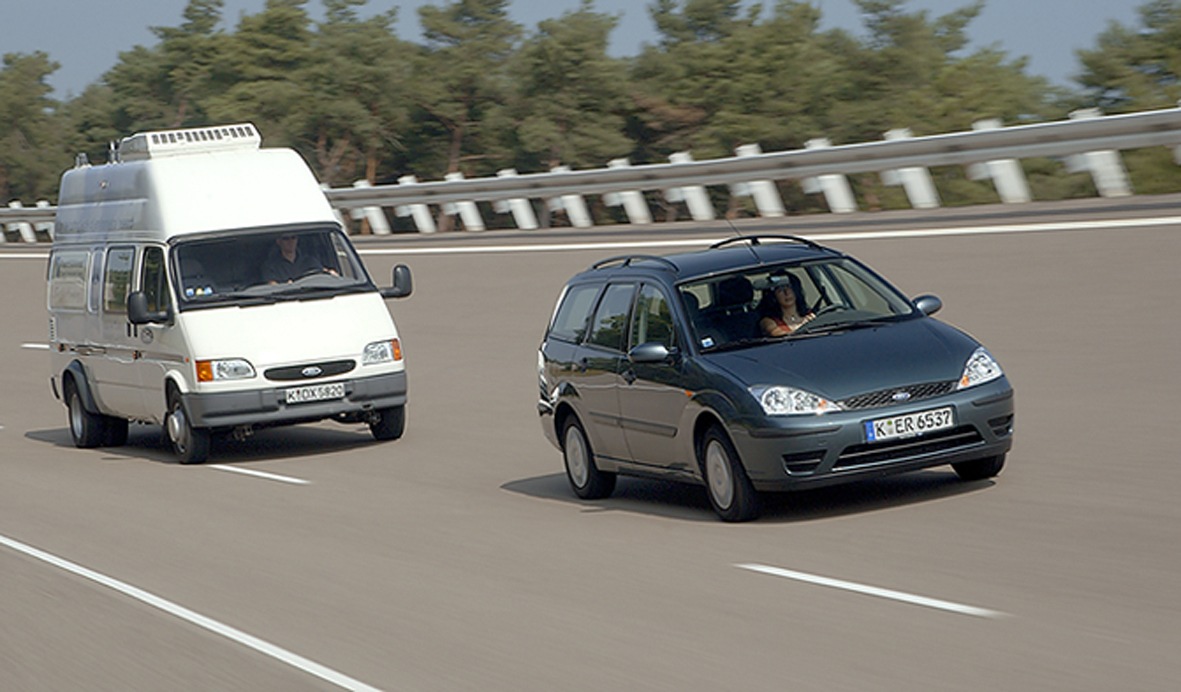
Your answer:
262;233;333;283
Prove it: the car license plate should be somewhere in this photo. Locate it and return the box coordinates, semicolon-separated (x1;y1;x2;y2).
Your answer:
285;382;345;405
864;406;954;442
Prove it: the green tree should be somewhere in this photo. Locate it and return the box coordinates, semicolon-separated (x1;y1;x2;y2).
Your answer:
1077;0;1181;111
0;52;65;202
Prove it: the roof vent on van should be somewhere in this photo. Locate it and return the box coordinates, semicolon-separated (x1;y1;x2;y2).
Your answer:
115;123;262;162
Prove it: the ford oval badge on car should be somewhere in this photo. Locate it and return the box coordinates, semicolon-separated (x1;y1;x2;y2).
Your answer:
302;366;323;378
892;391;912;402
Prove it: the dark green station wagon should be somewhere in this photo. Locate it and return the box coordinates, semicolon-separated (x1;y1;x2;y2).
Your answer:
537;235;1014;521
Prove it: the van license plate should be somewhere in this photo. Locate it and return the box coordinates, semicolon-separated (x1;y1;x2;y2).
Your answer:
285;383;345;405
864;406;954;442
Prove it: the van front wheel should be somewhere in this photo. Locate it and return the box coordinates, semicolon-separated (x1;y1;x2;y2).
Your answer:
166;392;210;464
369;406;405;441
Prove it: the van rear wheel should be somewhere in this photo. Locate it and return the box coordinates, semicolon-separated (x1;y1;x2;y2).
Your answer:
66;380;108;448
166;392;210;464
369;406;405;441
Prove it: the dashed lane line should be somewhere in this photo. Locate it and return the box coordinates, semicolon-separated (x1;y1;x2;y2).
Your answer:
208;465;311;485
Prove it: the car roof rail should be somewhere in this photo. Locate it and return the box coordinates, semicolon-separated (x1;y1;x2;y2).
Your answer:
591;254;680;271
710;234;830;252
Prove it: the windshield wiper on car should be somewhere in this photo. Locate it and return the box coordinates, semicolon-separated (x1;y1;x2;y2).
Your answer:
795;317;895;335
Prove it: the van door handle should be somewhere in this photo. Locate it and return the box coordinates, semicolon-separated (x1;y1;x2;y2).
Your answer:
576;358;588;373
623;369;637;385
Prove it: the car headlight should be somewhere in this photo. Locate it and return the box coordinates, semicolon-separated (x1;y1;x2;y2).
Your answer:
363;339;402;365
196;358;255;382
957;347;1003;389
749;385;842;415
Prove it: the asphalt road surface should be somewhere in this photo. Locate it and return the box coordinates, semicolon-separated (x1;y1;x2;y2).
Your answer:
1;196;1179;690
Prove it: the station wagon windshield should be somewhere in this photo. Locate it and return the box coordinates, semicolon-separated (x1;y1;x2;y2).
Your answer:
678;258;917;352
171;227;373;309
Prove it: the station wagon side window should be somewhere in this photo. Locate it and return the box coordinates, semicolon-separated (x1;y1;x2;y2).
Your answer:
104;246;136;315
48;251;89;311
548;283;601;344
587;283;636;352
141;246;170;314
630;284;677;350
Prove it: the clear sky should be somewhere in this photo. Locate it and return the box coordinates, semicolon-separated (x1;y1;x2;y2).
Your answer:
1;0;1146;99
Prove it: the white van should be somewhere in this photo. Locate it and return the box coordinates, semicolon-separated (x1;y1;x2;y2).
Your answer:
47;123;413;463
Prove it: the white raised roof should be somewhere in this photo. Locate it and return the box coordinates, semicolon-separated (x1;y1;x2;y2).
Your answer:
117;123;261;162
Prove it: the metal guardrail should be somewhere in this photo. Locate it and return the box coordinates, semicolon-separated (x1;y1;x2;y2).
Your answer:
5;106;1181;240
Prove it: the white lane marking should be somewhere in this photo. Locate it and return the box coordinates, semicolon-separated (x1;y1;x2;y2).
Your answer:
736;563;1007;619
0;252;49;260
0;533;380;691
208;465;311;485
357;214;1181;255
21;343;50;350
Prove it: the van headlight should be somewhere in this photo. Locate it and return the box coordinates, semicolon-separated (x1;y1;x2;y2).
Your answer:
363;339;402;365
196;358;256;382
957;347;1003;389
749;385;842;415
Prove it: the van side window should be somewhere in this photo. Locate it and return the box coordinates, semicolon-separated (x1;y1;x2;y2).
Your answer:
587;283;636;352
549;283;601;344
630;284;676;350
141;247;170;313
48;251;89;311
104;247;136;314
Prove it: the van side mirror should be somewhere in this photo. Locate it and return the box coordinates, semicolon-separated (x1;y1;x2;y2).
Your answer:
381;264;413;299
913;294;943;316
127;291;173;325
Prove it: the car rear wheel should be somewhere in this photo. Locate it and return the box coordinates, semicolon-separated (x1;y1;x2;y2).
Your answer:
952;454;1005;481
369;406;406;441
166;390;210;465
562;415;615;500
699;425;760;522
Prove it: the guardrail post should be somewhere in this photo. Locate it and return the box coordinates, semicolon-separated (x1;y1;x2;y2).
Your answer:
548;166;594;228
493;169;539;230
394;175;437;233
665;152;715;221
5;202;39;243
882;129;941;209
731;144;786;217
35;200;54;240
803;139;857;213
349;180;392;235
1066;109;1133;197
443;172;486;231
604;159;653;224
968;119;1032;203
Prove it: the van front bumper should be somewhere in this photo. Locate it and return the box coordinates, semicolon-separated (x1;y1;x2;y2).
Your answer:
181;371;407;429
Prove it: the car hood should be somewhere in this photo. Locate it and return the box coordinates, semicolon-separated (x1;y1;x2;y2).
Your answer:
702;317;982;400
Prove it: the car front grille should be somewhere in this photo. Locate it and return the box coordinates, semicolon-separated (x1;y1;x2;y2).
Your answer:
264;359;356;382
839;380;957;411
834;425;984;470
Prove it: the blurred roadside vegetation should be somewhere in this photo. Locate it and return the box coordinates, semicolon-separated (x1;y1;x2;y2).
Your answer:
3;0;1181;224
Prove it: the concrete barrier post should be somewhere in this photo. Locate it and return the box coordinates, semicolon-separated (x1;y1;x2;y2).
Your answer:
493;169;539;230
394;175;437;233
665;152;715;221
604;159;653;225
443;172;486;231
882;129;941;209
969;119;1032;203
731;144;786;217
1066;109;1133;197
348;180;392;235
548;166;594;228
802;139;858;213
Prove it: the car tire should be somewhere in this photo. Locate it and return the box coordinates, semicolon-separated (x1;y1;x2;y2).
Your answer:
699;425;760;522
370;406;406;441
166;390;210;465
952;454;1005;481
65;378;109;448
562;415;616;500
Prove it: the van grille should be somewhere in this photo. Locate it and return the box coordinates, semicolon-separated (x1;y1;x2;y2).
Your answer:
264;359;355;382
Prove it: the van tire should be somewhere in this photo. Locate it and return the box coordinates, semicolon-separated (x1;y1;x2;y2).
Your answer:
104;418;129;447
166;390;210;464
65;379;109;448
369;406;405;441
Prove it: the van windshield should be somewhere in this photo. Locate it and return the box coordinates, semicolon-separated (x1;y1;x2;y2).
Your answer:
172;227;374;309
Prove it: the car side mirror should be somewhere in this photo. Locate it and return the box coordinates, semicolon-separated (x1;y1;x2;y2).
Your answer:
127;291;173;325
381;264;413;299
913;294;942;316
629;342;679;364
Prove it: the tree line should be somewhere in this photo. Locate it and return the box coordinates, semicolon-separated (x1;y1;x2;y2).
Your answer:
3;0;1181;225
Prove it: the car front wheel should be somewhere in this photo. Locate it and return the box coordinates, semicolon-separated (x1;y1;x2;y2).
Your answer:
952;454;1005;481
562;415;615;500
699;425;760;522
